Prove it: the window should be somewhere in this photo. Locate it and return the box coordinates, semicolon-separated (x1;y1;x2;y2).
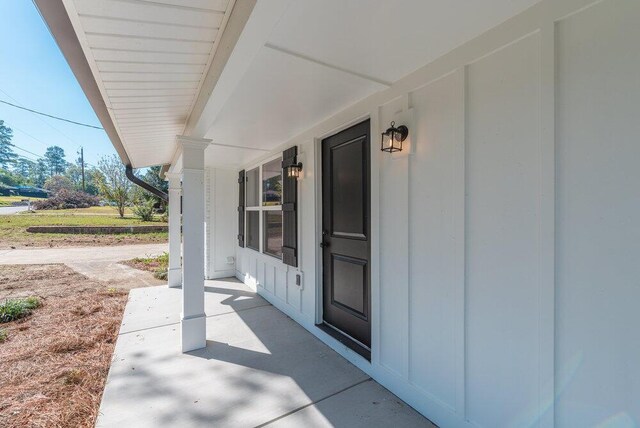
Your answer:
264;211;283;258
246;211;260;251
246;167;260;208
244;156;283;259
262;158;282;206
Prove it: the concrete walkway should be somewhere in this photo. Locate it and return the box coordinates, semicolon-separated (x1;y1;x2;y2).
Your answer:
0;243;167;290
98;278;435;428
0;205;29;215
0;243;167;264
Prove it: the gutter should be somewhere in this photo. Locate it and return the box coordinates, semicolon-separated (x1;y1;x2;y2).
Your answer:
126;165;168;202
159;164;171;180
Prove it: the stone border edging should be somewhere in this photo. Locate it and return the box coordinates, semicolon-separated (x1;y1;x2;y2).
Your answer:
26;225;168;234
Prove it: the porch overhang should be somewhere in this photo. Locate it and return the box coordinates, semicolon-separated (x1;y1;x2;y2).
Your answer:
29;1;640;427
35;0;543;171
33;0;255;169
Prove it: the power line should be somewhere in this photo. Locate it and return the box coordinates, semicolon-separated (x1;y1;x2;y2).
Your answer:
6;150;39;163
11;143;95;167
11;143;45;160
0;89;101;168
0;88;86;147
11;126;49;149
0;99;103;130
10;129;98;168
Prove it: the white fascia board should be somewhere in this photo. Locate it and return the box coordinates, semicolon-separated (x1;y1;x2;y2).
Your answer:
34;0;131;166
60;0;131;164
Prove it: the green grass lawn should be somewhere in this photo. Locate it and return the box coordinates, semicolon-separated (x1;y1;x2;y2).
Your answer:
29;205;138;216
13;206;159;223
0;206;167;249
0;195;46;207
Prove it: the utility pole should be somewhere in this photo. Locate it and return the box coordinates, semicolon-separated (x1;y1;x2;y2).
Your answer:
79;147;85;192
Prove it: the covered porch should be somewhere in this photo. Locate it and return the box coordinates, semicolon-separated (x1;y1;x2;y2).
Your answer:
35;0;640;426
97;278;434;427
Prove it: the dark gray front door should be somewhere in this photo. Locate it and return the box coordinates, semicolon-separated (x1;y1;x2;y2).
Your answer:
321;120;371;350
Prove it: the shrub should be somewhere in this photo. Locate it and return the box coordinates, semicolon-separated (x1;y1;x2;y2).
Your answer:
150;252;169;280
0;328;7;342
44;175;74;195
154;271;167;280
153;252;169;280
132;199;155;221
32;189;100;210
0;296;41;323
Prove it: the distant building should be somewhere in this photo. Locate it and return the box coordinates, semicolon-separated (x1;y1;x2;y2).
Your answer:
0;185;48;198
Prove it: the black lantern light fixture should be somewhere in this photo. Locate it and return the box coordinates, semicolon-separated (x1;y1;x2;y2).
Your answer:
380;121;408;153
285;161;303;179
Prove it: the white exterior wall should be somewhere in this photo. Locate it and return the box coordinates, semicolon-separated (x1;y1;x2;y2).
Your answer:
204;167;237;279
228;0;640;426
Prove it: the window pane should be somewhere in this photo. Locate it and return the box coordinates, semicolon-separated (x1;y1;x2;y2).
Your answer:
247;211;260;251
262;157;282;206
246;168;259;207
263;211;282;258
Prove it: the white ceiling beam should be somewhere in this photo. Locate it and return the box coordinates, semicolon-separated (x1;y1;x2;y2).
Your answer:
263;43;392;87
187;0;292;138
207;142;271;152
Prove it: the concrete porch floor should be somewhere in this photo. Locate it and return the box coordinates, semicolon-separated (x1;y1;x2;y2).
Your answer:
97;278;436;427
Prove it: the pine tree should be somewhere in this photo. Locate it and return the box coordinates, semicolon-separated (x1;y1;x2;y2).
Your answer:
13;158;35;180
0;120;18;168
44;146;66;175
34;159;49;188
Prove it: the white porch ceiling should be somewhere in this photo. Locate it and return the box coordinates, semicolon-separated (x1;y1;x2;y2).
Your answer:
60;0;235;168
199;0;542;168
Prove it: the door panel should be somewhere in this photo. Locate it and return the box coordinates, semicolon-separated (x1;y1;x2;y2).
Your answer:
322;120;371;349
332;254;367;317
330;140;366;239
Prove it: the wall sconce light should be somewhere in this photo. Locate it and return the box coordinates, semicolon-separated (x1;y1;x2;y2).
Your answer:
285;162;303;179
380;121;408;153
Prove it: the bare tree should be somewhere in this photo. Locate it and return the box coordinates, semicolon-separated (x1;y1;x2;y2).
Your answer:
96;154;131;218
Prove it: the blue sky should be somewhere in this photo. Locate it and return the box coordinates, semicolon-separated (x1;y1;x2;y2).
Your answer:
0;1;116;168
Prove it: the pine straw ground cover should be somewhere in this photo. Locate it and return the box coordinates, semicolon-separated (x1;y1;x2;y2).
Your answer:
0;264;129;428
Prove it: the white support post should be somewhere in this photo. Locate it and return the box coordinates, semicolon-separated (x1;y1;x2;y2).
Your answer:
177;136;211;352
165;173;182;288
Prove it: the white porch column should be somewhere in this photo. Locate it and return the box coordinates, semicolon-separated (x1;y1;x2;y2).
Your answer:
165;172;182;288
177;136;211;352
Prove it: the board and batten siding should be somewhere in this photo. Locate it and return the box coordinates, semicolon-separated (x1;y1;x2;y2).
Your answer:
232;0;640;426
205;167;237;280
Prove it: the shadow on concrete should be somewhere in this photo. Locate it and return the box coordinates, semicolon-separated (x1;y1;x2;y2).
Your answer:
97;278;434;428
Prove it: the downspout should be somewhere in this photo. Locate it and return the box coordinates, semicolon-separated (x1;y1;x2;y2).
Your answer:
126;165;168;202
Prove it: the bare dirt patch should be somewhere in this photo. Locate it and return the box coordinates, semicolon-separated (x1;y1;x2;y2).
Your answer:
121;252;168;281
0;264;129;428
0;230;167;250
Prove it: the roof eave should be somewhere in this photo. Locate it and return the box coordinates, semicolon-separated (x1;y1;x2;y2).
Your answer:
33;0;132;167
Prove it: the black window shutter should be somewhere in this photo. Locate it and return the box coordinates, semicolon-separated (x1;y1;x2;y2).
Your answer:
237;170;245;247
281;146;298;267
